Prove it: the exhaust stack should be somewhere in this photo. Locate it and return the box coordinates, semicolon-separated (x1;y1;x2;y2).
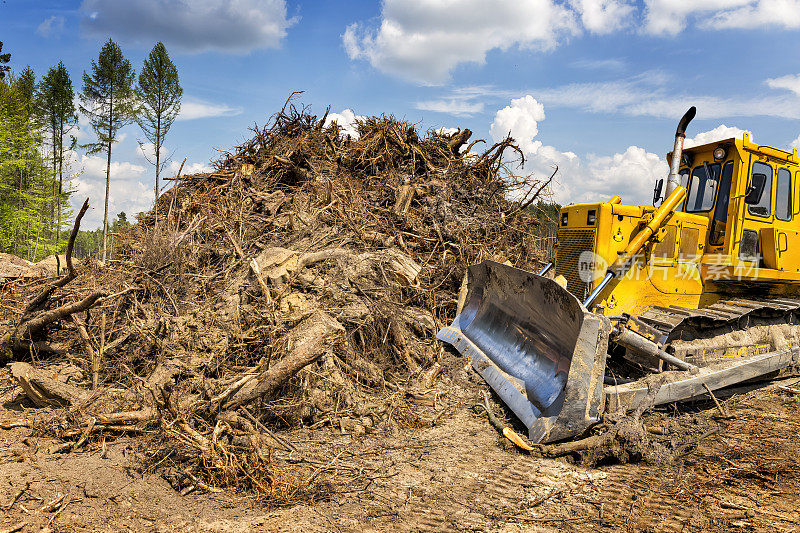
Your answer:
665;106;697;197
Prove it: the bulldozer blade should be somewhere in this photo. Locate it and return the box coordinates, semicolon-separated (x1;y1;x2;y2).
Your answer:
437;261;611;443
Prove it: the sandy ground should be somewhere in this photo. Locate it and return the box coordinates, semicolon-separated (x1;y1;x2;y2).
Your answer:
1;356;799;533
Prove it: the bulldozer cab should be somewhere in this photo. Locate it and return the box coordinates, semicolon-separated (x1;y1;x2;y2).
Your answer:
669;134;800;284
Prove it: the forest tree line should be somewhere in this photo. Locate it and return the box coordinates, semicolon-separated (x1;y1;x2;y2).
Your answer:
0;38;181;262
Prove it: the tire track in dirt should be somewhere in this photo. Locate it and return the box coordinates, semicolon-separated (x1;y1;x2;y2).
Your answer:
596;466;695;532
398;455;605;532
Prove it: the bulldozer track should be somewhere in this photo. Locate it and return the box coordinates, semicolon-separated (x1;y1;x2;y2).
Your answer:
596;467;695;532
398;456;605;531
638;296;800;347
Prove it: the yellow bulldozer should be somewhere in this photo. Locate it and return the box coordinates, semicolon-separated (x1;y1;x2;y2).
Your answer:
438;107;800;443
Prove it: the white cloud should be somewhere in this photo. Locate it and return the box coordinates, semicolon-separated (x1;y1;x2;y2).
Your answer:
167;160;210;176
643;0;752;35
324;109;363;138
790;134;800;150
582;147;668;204
137;142;171;163
344;0;579;85
516;71;800;120
37;15;66;38
178;97;242;121
80;0;297;53
70;154;211;227
70;154;153;228
490;95;546;153
415;98;484;117
436;127;460;136
570;0;636;34
685;125;751;148
490;95;667;206
766;74;800;95
708;0;800;29
644;0;800;34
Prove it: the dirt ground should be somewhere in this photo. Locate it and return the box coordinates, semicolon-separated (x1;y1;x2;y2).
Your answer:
1;352;799;533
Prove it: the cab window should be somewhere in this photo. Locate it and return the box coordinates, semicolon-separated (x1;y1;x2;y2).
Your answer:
776;168;792;221
677;169;690;211
709;161;733;246
686;162;720;212
748;161;773;218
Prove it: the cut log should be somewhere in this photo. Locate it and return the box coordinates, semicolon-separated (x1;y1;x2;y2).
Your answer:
223;311;344;409
393;184;415;216
10;362;89;407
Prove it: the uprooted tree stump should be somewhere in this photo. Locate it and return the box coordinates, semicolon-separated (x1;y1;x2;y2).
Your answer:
540;378;668;466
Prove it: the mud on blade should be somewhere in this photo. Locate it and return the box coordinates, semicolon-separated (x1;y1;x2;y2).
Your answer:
437;261;611;443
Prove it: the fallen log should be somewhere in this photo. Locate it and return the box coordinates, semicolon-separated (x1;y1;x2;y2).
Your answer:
10;362;89;407
222;311;344;410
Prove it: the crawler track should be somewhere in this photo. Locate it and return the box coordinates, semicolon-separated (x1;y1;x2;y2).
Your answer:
636;297;800;361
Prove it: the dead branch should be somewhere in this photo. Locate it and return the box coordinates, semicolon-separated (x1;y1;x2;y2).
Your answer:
222;311;344;410
22;198;89;316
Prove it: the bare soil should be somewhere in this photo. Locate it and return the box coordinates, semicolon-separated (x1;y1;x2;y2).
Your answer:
2;357;798;532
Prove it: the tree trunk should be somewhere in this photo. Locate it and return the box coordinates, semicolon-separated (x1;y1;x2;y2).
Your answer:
57;115;64;249
155;115;161;229
103;89;113;262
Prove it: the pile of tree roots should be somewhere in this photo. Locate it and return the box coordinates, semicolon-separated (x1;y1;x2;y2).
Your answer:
0;96;554;502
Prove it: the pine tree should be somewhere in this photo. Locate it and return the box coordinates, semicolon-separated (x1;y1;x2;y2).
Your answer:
37;61;77;246
0;42;10;80
80;39;137;261
137;42;181;224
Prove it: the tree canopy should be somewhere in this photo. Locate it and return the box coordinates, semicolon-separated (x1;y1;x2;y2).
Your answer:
80;38;137;260
137;41;182;220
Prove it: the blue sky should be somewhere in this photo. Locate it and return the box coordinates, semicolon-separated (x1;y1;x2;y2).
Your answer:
4;0;800;227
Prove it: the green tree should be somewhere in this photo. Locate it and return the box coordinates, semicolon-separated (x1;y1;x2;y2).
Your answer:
80;38;137;261
0;42;10;80
37;61;76;245
16;66;36;119
0;72;60;261
137;42;181;224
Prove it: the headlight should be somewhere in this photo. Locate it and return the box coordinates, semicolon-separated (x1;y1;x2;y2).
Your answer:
561;213;568;226
713;145;727;161
587;210;596;225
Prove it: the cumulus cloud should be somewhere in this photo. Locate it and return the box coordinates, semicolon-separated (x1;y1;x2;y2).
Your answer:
178;97;242;121
70;154;152;228
490;95;546;153
324;109;363;138
570;0;636;34
37;15;66;38
79;0;297;53
490;95;667;206
685;125;751;148
343;0;579;85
